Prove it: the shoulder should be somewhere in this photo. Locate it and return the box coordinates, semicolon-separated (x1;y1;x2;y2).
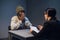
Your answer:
44;20;57;24
49;20;60;24
44;21;55;27
25;17;28;19
24;17;29;20
11;16;18;20
44;20;60;26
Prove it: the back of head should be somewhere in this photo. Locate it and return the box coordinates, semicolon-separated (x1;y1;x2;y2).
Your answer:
44;8;60;39
45;8;56;18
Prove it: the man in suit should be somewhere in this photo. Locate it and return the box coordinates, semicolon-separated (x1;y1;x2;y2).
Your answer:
30;8;60;40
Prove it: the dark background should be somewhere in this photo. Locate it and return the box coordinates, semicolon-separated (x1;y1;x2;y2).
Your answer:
0;0;60;39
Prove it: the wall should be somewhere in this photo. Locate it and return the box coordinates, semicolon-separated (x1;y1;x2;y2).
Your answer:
27;0;49;25
0;0;27;38
27;0;60;25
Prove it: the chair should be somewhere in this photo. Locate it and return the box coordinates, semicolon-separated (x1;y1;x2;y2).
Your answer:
8;26;11;30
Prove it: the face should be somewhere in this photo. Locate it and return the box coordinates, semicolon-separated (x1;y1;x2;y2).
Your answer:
19;12;25;17
44;12;48;21
18;11;25;20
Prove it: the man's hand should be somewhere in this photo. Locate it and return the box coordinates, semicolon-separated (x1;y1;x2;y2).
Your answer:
38;25;43;30
30;29;33;33
18;13;25;21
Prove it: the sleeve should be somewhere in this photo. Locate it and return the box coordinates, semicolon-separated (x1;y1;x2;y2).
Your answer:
32;31;38;36
10;16;22;30
31;22;50;38
25;17;32;27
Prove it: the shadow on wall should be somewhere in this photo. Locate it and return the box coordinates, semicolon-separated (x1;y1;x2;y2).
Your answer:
0;0;27;38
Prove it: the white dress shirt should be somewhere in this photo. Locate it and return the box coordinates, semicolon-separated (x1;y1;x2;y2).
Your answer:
10;16;32;30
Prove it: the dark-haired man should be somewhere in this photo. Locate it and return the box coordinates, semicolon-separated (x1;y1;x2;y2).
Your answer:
30;8;60;40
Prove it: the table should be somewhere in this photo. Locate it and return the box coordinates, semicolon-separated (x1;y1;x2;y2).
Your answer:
8;29;34;40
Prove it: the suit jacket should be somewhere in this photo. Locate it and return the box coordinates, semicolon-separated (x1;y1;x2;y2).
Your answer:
32;19;60;40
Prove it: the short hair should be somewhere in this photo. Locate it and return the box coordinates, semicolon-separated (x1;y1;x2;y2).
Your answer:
16;5;25;13
44;8;56;18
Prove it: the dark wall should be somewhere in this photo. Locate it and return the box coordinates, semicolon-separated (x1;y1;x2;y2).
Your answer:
27;0;60;25
0;0;27;38
27;0;49;25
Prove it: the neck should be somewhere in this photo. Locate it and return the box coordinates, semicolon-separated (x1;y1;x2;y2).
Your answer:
47;17;51;21
48;17;57;21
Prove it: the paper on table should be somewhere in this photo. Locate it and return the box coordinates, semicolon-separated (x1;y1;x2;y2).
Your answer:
30;26;40;33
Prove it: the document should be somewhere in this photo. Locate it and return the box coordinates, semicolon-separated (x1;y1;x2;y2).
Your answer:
30;26;40;33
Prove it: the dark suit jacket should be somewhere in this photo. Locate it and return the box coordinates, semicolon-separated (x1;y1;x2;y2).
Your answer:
32;19;60;40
